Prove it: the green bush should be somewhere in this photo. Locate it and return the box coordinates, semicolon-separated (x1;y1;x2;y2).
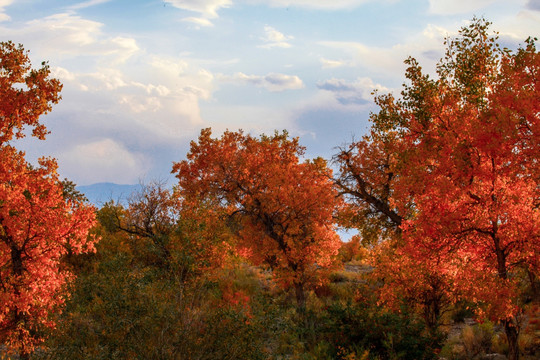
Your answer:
439;321;503;360
316;301;441;360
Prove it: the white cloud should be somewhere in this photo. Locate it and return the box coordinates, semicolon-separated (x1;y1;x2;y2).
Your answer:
61;139;148;185
84;69;127;90
148;56;214;100
51;66;76;82
493;8;540;41
0;0;13;22
165;0;231;26
6;0;538;187
320;58;351;69
319;40;407;78
119;95;162;113
428;0;503;14
165;0;383;25
2;13;139;63
131;82;171;97
317;77;388;106
259;26;293;48
220;72;304;91
202;104;293;134
182;16;214;27
49;54;214;144
319;23;452;80
165;0;232;17
149;57;190;77
67;0;112;10
52;66;129;91
244;0;382;9
108;37;139;62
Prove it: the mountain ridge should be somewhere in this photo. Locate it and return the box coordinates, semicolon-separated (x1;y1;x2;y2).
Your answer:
77;182;142;206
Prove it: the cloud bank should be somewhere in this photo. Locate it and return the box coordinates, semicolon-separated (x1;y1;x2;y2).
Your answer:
220;72;304;91
317;77;388;106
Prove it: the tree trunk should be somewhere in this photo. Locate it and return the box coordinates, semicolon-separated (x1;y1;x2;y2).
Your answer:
504;320;520;360
294;282;306;309
11;245;31;360
527;269;539;302
492;235;520;360
19;348;30;360
423;296;441;333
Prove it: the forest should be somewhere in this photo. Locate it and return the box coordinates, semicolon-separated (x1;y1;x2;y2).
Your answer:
0;18;539;360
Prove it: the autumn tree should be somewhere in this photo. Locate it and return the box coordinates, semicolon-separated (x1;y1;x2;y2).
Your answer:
333;89;456;341
0;41;61;145
114;182;178;271
337;19;539;360
108;181;232;280
399;21;539;360
370;238;459;334
173;128;341;308
40;196;264;360
0;42;97;357
334;115;453;339
334;96;405;246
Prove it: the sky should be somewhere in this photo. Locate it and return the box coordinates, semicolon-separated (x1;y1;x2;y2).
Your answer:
2;0;540;186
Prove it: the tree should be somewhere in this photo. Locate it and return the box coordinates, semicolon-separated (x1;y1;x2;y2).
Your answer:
334;118;404;246
338;19;539;360
173;128;341;308
41;198;263;360
371;239;457;334
109;181;232;281
399;21;539;360
333;88;456;342
0;41;61;145
0;42;97;357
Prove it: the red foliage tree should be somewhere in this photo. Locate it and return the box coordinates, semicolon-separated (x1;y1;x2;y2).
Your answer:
0;41;61;144
0;42;97;357
336;19;539;359
334;127;404;246
396;23;539;360
173;129;341;307
370;238;459;332
334;125;454;335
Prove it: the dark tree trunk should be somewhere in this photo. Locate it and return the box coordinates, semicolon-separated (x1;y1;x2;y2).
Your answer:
423;295;441;332
11;245;23;277
18;344;31;360
527;269;539;302
504;319;520;360
11;245;31;360
491;232;520;360
294;282;306;309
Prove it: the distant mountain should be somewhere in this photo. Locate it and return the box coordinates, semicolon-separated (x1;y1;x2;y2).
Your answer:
77;182;142;207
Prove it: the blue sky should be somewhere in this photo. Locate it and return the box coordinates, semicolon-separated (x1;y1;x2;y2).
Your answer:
3;0;539;185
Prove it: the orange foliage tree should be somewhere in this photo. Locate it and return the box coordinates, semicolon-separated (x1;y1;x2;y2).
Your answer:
337;19;539;360
334;120;404;246
369;238;458;333
395;21;539;360
334;113;454;335
173;128;341;307
0;42;97;357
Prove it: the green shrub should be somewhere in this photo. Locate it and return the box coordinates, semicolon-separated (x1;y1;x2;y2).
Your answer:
440;321;502;360
319;302;440;359
462;323;494;358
